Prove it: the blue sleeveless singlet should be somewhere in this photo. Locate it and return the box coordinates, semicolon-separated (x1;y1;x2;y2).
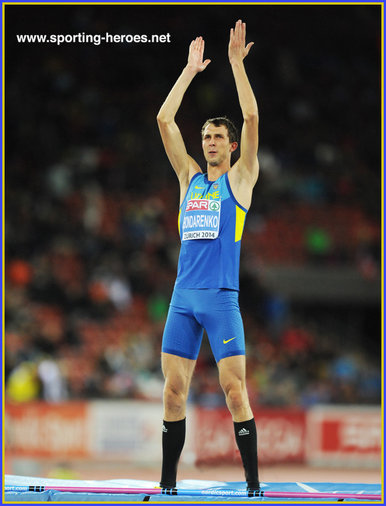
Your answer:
175;172;247;291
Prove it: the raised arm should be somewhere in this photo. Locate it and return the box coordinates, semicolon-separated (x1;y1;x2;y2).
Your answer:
228;20;259;207
157;37;211;203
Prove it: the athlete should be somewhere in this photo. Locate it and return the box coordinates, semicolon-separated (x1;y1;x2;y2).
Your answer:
156;20;260;491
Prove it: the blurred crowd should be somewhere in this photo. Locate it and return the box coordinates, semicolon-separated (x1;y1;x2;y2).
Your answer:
5;5;381;407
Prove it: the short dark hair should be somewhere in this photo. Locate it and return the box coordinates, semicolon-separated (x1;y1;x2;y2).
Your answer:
201;116;239;144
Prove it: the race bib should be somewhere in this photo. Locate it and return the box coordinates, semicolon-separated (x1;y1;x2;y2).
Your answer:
182;199;221;240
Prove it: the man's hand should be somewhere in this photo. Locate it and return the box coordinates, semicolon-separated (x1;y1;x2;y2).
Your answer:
186;36;211;73
228;20;254;65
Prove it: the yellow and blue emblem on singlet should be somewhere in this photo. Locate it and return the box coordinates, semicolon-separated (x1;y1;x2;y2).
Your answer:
175;172;247;291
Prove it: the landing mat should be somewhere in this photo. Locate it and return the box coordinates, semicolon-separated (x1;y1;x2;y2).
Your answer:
4;475;382;502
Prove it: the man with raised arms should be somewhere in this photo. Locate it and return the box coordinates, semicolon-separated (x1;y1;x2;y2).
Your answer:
157;19;260;492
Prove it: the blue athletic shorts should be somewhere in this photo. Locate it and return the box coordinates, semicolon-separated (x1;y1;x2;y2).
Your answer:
162;287;246;363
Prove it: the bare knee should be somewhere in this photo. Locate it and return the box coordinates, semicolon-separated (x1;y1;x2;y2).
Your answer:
217;355;252;421
163;381;187;419
161;353;196;421
222;379;246;411
220;374;252;421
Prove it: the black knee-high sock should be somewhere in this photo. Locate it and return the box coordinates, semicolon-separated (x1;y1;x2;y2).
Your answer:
234;418;260;489
160;418;186;488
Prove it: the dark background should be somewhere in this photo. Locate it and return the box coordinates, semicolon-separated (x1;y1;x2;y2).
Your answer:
5;4;381;406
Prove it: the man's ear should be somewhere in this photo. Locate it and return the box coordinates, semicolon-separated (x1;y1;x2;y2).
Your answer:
230;141;238;153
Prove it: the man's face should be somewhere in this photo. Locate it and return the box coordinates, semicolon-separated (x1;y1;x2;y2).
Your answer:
202;124;236;167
